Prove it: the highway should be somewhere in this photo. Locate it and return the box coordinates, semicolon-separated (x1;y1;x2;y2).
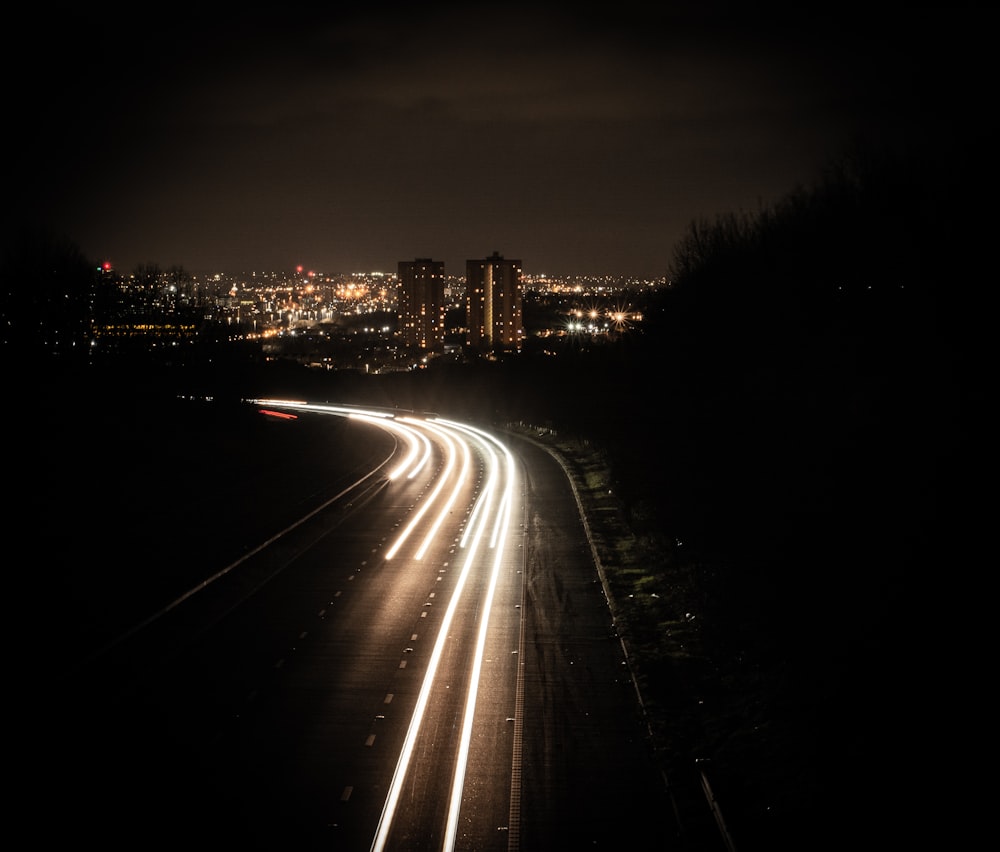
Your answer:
54;401;676;851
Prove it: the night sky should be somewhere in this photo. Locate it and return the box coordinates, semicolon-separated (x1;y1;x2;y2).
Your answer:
8;3;989;278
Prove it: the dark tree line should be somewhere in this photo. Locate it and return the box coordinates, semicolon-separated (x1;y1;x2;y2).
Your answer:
1;224;94;362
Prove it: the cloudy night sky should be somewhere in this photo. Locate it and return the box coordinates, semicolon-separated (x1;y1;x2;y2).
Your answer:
7;2;989;278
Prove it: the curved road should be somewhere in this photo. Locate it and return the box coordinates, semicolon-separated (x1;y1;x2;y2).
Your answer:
54;401;676;851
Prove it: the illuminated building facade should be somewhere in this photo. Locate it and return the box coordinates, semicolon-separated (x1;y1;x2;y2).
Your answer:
397;258;446;350
466;251;523;352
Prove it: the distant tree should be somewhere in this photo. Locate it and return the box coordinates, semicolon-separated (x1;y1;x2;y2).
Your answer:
0;224;94;363
165;264;195;307
131;263;162;312
667;137;950;311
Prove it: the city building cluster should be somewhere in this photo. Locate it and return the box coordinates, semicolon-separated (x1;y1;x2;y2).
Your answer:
398;252;523;354
81;256;665;371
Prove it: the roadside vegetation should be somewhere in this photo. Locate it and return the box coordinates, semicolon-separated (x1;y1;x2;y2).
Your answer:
497;136;967;850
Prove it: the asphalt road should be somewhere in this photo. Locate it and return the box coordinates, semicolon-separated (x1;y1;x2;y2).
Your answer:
511;433;677;851
40;402;676;851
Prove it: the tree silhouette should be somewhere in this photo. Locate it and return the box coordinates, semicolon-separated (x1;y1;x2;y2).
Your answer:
1;224;94;363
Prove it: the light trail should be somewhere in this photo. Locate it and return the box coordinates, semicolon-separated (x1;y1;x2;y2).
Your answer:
383;421;461;561
437;421;518;852
348;412;426;481
253;399;521;852
403;424;433;479
252;399;426;480
370;429;499;852
398;418;474;561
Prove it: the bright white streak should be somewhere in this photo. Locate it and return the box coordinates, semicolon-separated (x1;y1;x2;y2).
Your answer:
347;413;424;481
252;399;393;418
255;400;521;850
438;419;514;552
251;400;422;480
438;424;517;852
405;427;433;479
398;418;473;561
460;480;491;550
457;429;501;551
369;439;499;852
384;420;459;561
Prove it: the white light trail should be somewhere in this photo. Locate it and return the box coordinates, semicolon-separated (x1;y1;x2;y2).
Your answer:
256;400;521;852
370;439;498;852
348;412;425;481
383;421;460;561
403;426;433;479
252;400;427;481
398;418;474;561
460;472;494;551
438;422;518;852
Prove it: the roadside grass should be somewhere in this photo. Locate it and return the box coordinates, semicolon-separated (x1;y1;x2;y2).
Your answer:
514;429;712;753
522;426;790;846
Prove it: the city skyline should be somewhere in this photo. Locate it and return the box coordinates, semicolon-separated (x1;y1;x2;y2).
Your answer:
8;4;981;280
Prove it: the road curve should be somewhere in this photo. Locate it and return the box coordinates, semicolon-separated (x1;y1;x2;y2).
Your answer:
46;400;674;851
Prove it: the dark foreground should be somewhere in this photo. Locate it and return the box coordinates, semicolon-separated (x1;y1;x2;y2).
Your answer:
16;352;951;851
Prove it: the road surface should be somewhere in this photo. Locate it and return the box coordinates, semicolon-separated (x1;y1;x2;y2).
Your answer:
47;400;676;850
